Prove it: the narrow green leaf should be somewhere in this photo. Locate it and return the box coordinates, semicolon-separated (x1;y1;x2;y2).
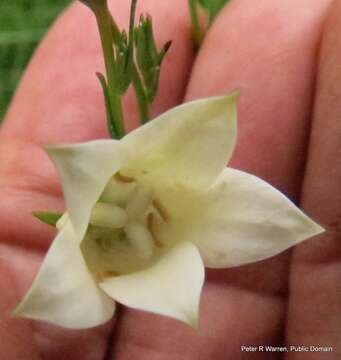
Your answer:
144;15;158;64
198;0;230;23
198;0;209;9
96;72;118;139
33;211;62;227
188;0;204;47
134;14;171;103
159;40;172;64
126;0;137;72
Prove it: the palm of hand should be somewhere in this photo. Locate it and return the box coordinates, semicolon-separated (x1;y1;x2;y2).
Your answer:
0;0;340;359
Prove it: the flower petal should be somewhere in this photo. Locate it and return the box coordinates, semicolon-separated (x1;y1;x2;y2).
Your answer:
99;242;204;327
122;93;239;188
156;168;324;268
13;220;115;329
187;168;324;268
45;140;127;239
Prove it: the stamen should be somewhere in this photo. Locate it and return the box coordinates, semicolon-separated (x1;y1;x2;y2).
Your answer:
101;177;135;204
96;270;120;282
126;185;153;219
147;213;163;248
103;270;120;277
152;199;170;222
125;222;154;260
114;172;136;183
90;203;127;229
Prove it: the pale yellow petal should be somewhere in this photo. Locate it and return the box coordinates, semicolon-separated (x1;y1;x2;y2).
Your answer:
122;93;239;189
165;168;323;268
99;242;204;327
45;140;127;239
13;220;115;329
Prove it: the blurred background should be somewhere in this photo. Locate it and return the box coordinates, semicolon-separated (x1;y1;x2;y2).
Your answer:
0;0;70;122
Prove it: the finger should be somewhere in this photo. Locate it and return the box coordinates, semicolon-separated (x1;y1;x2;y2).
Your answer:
0;0;194;250
1;0;194;143
109;0;331;359
187;0;331;198
185;0;330;292
0;244;113;360
0;248;40;360
286;1;341;357
0;1;194;359
187;0;330;297
0;139;63;250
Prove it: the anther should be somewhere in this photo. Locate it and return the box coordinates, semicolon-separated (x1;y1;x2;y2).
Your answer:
101;177;136;204
125;222;154;260
103;270;120;277
97;270;120;282
152;199;170;222
114;172;136;183
147;213;163;248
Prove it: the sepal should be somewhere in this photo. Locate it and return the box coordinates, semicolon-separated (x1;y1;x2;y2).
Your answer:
33;211;63;227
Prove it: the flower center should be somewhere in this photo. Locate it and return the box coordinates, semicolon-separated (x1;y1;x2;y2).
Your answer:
88;172;167;268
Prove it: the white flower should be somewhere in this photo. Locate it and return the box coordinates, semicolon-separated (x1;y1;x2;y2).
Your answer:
13;93;323;329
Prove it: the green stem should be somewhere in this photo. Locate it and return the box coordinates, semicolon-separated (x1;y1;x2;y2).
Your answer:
128;0;137;45
93;3;125;138
109;13;120;40
188;0;203;48
132;64;150;124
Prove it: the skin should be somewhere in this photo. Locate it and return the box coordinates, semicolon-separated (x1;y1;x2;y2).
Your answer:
0;0;340;358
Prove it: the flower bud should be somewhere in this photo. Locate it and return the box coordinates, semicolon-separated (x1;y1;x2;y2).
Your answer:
134;14;171;102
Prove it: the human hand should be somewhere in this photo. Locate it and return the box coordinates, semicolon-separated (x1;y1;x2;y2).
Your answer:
0;0;340;359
